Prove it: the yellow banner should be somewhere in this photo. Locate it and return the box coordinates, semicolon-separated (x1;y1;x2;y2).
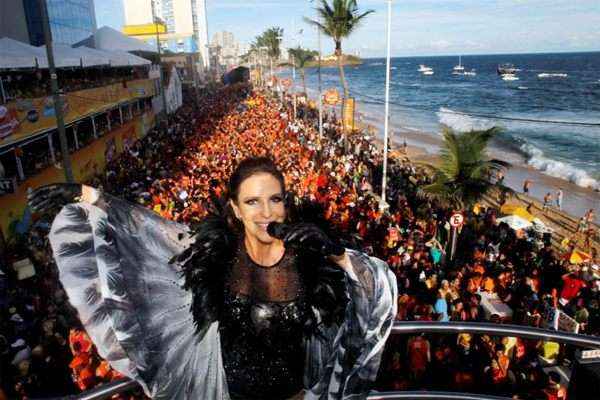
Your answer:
0;115;151;237
0;79;156;149
123;23;166;36
343;97;355;132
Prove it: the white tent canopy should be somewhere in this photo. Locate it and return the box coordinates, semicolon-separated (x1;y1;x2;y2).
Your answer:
0;37;48;69
108;50;151;67
39;44;110;68
497;215;533;231
0;36;151;70
74;26;156;53
37;44;84;68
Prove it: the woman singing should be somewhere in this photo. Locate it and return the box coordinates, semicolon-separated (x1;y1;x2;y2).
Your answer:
29;157;397;400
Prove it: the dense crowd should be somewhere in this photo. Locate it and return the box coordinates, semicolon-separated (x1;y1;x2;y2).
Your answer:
1;83;599;399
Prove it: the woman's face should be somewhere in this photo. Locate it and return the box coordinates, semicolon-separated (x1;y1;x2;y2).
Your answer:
230;172;286;245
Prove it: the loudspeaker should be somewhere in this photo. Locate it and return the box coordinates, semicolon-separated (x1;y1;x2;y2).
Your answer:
568;350;600;399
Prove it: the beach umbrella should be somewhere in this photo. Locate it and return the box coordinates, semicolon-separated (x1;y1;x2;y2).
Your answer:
569;250;591;265
497;215;533;231
500;204;535;222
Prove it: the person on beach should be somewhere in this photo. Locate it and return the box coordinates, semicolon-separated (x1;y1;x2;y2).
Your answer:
556;188;563;210
28;157;397;400
585;209;596;224
577;217;588;234
523;179;532;194
543;192;552;212
496;171;505;186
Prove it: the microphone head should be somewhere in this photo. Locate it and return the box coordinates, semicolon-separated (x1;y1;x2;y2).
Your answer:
267;222;287;239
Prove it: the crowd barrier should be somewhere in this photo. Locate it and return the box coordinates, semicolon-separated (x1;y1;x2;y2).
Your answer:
33;321;600;400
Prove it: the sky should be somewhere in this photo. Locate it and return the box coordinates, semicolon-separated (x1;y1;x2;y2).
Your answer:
95;0;600;57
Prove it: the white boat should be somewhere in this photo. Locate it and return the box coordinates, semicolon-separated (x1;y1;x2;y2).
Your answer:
418;64;433;72
452;56;465;74
422;70;434;75
501;73;519;81
463;69;477;76
537;73;568;78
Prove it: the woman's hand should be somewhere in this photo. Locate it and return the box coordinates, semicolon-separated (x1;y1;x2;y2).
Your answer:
28;183;83;214
283;223;352;271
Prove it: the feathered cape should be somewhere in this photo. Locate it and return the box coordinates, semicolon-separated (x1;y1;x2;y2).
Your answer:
49;192;397;399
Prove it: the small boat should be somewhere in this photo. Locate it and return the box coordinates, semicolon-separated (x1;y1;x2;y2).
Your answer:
418;64;433;73
452;56;465;74
537;73;568;78
422;70;434;75
501;73;519;81
498;63;518;75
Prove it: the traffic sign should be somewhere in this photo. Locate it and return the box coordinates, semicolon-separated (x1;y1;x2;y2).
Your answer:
323;88;340;105
450;213;464;227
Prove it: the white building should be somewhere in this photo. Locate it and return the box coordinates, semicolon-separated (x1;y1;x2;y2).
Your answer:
123;0;209;68
211;31;240;68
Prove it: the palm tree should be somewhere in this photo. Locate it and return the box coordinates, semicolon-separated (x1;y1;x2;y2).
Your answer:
285;47;318;94
419;127;511;211
254;27;284;73
305;0;373;100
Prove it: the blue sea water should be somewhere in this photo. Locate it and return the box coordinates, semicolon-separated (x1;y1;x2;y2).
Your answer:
281;52;600;191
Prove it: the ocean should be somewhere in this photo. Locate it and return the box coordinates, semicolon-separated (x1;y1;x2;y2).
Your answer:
281;52;600;192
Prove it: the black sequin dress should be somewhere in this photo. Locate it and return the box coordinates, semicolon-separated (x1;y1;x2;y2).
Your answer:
220;245;308;400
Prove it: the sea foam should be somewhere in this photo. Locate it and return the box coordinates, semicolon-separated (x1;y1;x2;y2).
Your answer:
436;107;497;132
520;144;599;190
436;107;600;191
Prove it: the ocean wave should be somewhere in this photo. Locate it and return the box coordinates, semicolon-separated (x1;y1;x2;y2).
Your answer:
436;107;498;132
520;143;600;190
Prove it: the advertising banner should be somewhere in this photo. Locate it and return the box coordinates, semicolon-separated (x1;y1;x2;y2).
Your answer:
343;97;355;132
0;79;155;149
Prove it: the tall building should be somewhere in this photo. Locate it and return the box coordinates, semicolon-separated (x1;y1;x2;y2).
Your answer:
211;31;240;68
0;0;97;46
123;0;209;68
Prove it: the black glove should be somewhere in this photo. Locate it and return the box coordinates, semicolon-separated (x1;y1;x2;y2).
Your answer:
28;183;82;215
282;223;344;257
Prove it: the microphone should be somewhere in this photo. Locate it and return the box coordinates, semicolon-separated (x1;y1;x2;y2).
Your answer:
266;222;344;256
267;222;288;239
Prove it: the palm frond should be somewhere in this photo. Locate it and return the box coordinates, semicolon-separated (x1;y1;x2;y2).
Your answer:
422;126;510;210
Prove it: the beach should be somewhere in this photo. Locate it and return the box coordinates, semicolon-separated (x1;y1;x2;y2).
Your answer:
373;126;600;254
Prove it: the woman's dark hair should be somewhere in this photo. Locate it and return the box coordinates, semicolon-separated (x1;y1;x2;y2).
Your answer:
227;157;285;203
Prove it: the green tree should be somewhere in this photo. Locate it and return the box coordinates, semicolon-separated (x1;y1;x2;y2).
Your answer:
304;0;373;100
419;127;511;210
254;27;284;67
285;47;318;94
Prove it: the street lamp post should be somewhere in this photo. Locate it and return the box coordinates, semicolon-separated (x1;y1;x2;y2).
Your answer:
317;26;323;150
39;0;73;182
380;0;393;210
151;0;169;126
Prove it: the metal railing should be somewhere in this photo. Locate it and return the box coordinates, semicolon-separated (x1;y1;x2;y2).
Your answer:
367;392;510;400
391;321;600;349
37;321;600;399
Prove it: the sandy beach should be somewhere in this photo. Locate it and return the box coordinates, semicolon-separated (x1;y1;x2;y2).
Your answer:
373;122;600;225
357;119;599;255
382;131;599;254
